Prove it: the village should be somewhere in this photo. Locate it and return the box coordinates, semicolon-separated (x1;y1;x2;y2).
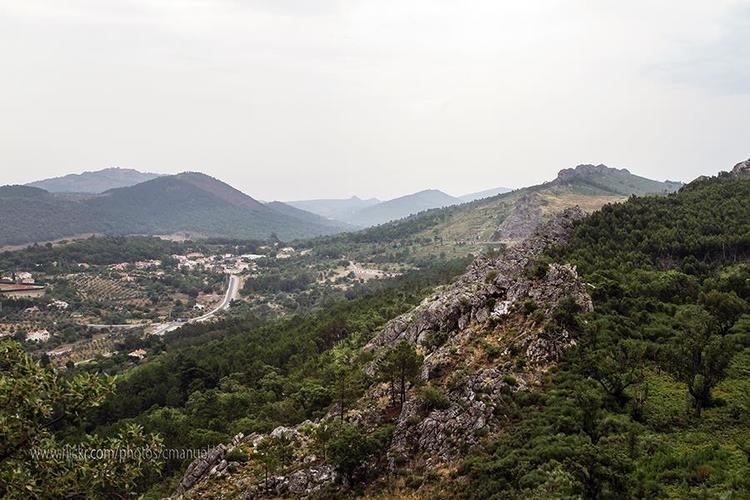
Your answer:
0;240;399;370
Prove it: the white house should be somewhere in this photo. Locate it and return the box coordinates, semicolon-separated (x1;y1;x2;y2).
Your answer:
49;299;70;310
16;272;34;284
26;329;50;343
128;348;147;359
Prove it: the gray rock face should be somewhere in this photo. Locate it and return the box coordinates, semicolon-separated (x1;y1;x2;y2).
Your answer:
240;466;337;499
388;364;526;467
174;444;226;496
173;424;333;499
367;207;592;470
368;207;589;353
555;164;629;183
732;159;750;177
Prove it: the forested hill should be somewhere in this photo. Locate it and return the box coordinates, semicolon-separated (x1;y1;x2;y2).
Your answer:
0;173;349;245
463;166;750;498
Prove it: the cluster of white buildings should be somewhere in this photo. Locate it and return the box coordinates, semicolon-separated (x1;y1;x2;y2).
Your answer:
108;259;162;272
134;259;161;269
1;271;35;284
172;252;214;271
171;252;269;275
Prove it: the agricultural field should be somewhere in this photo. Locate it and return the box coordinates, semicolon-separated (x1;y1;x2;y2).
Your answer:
69;274;146;303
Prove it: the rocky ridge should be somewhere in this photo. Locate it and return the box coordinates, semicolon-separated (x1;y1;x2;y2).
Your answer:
732;159;750;177
555;164;631;184
364;207;591;468
173;207;592;498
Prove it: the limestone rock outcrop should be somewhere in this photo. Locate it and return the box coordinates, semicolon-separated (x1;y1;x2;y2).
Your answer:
732;159;750;177
365;207;591;470
368;206;590;353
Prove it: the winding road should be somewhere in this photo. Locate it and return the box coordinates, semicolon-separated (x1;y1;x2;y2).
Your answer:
88;275;241;336
151;274;241;336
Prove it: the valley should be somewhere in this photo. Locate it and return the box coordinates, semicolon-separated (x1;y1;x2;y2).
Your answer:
2;160;749;500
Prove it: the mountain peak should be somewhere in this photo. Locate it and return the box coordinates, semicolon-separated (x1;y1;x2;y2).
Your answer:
556;164;630;183
27;167;162;194
347;189;460;227
168;172;265;211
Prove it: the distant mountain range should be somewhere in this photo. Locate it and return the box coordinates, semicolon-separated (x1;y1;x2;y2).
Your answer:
0;172;349;246
26;167;163;193
288;187;511;228
6;164;683;247
345;189;460;227
457;186;512;203
265;201;356;231
286;196;381;222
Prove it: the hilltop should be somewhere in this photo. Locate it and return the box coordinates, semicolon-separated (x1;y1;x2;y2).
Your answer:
347;189;461;227
26;167;162;193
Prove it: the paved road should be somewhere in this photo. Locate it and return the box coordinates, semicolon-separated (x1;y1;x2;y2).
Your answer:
193;274;240;322
89;275;241;336
151;274;240;335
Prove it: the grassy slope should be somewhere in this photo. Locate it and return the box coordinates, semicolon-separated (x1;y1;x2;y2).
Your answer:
312;167;678;262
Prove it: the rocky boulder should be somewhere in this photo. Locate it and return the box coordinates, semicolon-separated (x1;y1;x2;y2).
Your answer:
174;445;227;497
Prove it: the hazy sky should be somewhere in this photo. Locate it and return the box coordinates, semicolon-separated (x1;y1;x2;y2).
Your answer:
1;0;748;200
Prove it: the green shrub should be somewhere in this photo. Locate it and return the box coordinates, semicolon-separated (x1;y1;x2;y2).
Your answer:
226;446;248;463
418;384;451;412
485;343;502;359
423;330;449;349
525;256;552;280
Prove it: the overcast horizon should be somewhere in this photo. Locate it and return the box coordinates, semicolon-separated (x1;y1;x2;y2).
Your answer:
2;1;749;200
